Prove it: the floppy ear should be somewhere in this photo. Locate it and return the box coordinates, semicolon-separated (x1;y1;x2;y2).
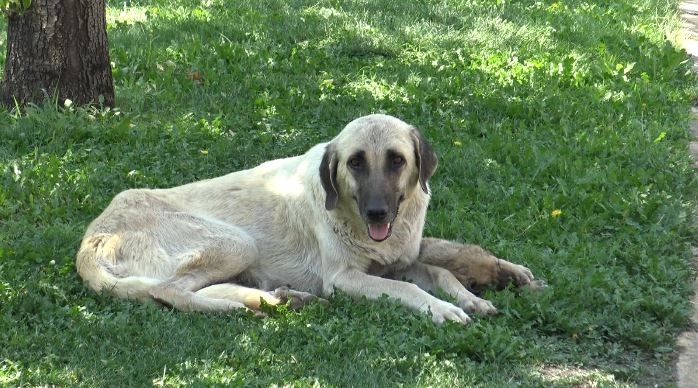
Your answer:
411;127;438;194
319;143;339;210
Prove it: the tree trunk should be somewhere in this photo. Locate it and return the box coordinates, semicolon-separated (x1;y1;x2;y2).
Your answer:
1;0;115;108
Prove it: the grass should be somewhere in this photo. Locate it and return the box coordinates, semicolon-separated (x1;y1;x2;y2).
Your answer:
1;0;697;385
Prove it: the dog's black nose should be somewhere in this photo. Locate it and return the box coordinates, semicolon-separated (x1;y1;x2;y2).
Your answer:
366;207;389;222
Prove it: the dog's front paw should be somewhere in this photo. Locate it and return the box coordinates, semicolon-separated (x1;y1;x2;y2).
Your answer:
457;295;498;315
428;300;472;325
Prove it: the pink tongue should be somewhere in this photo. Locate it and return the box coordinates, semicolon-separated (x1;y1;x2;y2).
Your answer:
368;223;390;241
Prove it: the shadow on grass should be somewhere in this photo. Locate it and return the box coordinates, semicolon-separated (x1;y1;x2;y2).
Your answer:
0;0;695;385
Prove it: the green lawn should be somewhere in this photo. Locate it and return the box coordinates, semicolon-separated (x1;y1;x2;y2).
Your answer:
1;0;697;386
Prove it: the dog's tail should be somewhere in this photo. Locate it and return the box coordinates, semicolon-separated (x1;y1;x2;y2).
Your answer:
75;233;161;302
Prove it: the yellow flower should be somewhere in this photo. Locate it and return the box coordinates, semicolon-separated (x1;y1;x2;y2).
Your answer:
453;140;462;147
551;209;562;218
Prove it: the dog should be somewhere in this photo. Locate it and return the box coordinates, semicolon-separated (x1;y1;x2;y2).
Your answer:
76;114;540;324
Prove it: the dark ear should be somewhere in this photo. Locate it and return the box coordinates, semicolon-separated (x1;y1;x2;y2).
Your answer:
319;144;339;210
411;127;438;194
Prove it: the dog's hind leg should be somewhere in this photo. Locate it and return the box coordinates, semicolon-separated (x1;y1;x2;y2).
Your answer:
79;190;267;312
147;232;260;312
195;284;328;311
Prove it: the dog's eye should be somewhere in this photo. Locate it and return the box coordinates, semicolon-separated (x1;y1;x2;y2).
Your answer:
391;155;405;168
348;157;363;169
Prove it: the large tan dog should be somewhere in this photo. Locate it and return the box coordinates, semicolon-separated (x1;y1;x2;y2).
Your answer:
76;114;539;324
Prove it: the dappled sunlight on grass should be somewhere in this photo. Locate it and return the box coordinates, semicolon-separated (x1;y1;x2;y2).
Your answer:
534;364;619;386
300;5;345;20
464;14;555;51
0;280;19;307
107;6;148;25
0;0;696;385
0;359;23;386
343;76;411;103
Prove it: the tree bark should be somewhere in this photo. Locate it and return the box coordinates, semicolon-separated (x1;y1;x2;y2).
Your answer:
1;0;115;108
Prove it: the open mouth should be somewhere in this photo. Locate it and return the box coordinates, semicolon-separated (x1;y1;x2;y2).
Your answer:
367;223;392;242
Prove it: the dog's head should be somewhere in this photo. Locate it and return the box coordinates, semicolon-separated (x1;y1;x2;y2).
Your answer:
319;114;437;242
